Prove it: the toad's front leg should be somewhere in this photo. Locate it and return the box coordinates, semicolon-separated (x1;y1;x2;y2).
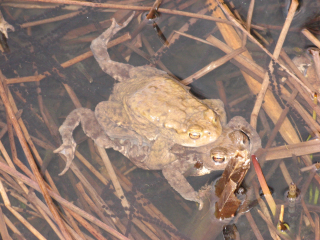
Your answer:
162;160;203;210
54;108;114;175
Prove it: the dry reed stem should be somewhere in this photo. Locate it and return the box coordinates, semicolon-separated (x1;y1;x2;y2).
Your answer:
7;206;46;240
302;29;320;49
75;151;108;184
300;199;315;229
215;0;315;99
75;182;113;228
181;47;246;85
36;82;61;144
0;160;130;240
253;181;280;240
112;167;180;238
0;179;10;208
252;155;276;215
6;33;131;84
301;163;320;172
21;11;81;28
6;115;36;180
264;89;298;150
0;141;30;193
4;214;26;240
28;193;65;240
281;95;320;137
313;212;320;240
141;34;173;78
69;210;109;240
146;0;162;19
6;78;62;195
250;0;299;129
22;0;235;25
96;146;130;209
0;206;10;240
300;168;317;199
0;73;73;239
153;8;207;63
309;48;320;83
278;161;293;186
175;31;265;81
207;0;315;180
243;0;255;47
265;139;320;160
245;212;264;240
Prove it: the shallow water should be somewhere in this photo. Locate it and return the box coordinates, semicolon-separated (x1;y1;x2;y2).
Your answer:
0;0;320;239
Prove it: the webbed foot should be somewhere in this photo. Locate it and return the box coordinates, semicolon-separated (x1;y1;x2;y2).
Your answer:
54;139;76;175
0;11;14;38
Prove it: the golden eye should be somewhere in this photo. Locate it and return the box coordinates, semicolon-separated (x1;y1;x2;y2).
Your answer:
189;132;201;139
211;154;225;163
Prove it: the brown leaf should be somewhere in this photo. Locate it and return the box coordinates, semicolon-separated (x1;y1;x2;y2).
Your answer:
215;180;241;219
215;150;250;197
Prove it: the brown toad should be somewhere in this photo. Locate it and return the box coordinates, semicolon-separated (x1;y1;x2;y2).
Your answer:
56;108;259;209
55;13;226;174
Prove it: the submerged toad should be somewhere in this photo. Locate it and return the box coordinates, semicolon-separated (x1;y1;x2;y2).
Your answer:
55;13;226;204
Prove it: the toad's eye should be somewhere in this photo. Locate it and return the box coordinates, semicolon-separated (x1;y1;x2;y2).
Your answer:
189;132;201;139
211;154;226;163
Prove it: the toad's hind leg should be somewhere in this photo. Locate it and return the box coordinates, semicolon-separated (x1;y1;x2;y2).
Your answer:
54;108;114;175
90;13;134;82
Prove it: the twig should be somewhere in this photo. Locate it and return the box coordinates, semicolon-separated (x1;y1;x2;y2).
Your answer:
4;214;26;240
22;0;235;25
265;139;320;161
0;72;72;239
0;160;130;240
250;0;299;129
20;11;81;28
281;94;320;138
245;212;264;240
243;0;255;46
146;0;162;20
69;210;109;240
308;48;320;83
215;0;315;101
0;206;10;240
181;47;246;85
302;28;320;49
27;192;65;240
175;31;265;81
300;199;315;229
301;163;320;172
313;212;320;240
6;33;131;84
252;181;280;240
7;206;46;240
96;147;130;210
279;161;293;186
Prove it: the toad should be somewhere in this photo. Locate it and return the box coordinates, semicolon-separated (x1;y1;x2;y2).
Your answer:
56;110;259;209
55;13;225;175
166;116;261;208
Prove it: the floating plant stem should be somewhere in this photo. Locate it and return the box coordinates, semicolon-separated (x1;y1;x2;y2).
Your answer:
251;155;276;215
